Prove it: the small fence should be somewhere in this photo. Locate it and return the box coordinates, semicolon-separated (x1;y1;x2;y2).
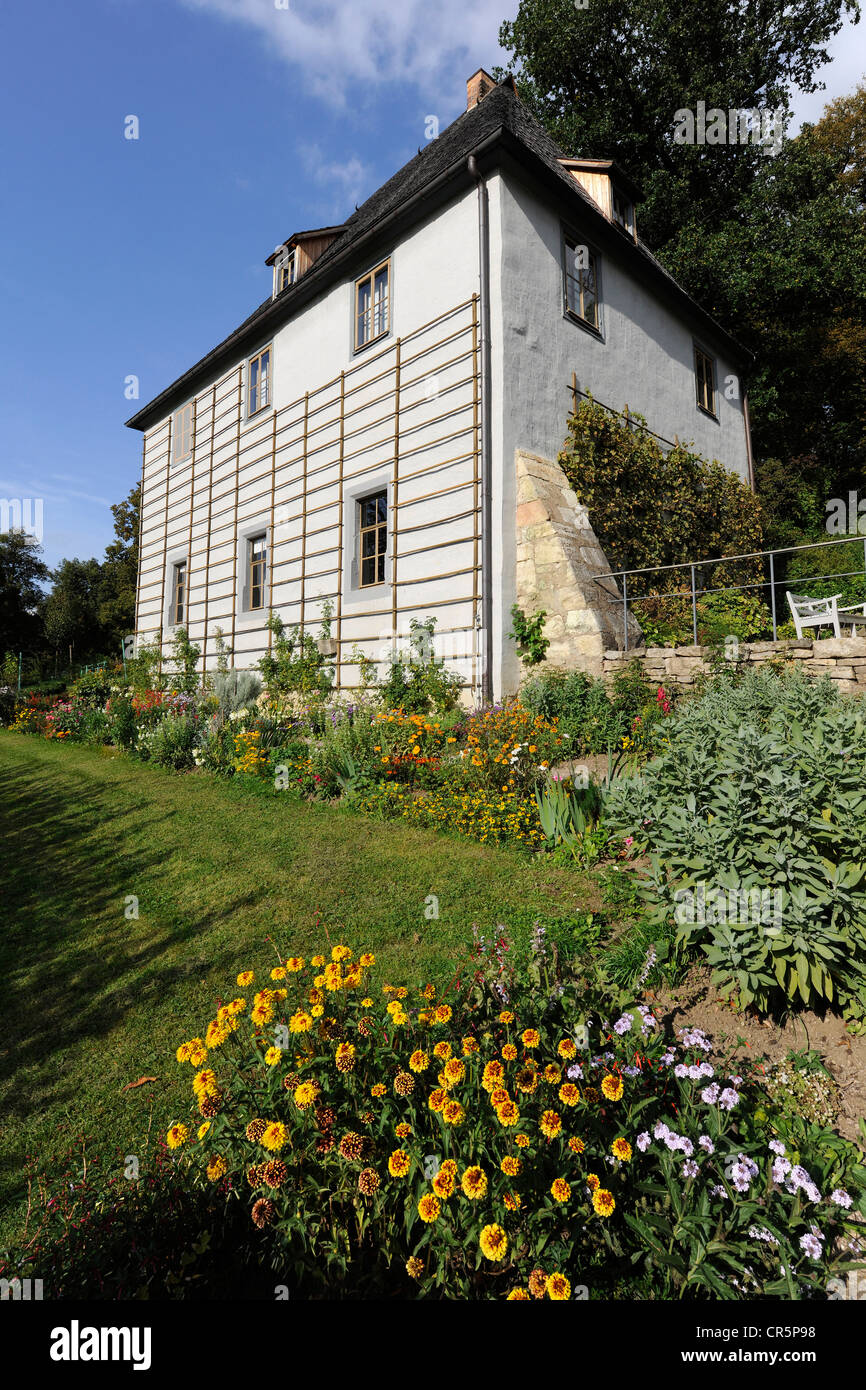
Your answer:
591;534;866;651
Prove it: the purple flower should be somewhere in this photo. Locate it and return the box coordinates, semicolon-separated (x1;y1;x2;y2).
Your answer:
698;1135;715;1154
567;1063;583;1080
622;1064;639;1078
748;1225;779;1246
675;1136;695;1157
613;1013;633;1035
799;1232;823;1260
718;1088;740;1111
674;1064;689;1079
830;1189;853;1209
637;1131;651;1152
701;1083;720;1105
659;1049;676;1068
653;1121;671;1143
769;1139;786;1156
682;1159;699;1178
711;1184;728;1199
679;1027;713;1053
772;1156;792;1184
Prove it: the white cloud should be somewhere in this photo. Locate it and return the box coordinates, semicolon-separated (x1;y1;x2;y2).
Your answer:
789;17;865;131
298;143;372;213
178;0;517;109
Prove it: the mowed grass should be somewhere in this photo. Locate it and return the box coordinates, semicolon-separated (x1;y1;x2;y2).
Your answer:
0;733;596;1245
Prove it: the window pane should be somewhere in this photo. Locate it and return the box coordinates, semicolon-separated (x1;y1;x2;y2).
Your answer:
376;554;385;583
362;530;376;558
259;350;270;409
362;556;375;586
376;494;387;522
377;525;387;553
356;278;371;346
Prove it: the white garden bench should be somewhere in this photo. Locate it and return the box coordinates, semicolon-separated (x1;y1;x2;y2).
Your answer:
786;591;866;639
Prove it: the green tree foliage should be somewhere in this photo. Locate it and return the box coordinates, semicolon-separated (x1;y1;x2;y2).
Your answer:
99;484;139;648
0;530;50;657
497;0;857;252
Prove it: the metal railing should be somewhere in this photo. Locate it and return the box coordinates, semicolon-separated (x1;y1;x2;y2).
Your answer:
591;533;866;651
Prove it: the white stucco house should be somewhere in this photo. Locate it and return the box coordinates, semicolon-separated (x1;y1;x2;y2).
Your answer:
127;69;754;702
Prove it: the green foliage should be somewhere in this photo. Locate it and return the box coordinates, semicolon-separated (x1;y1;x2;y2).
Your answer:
635;591;773;646
377;618;461;714
141;714;199;771
783;534;866;613
167;628;201;697
0;531;50;659
605;667;866;1019
259;612;333;697
508;604;550;666
1;651;19;689
68;668;112;710
559;398;765;608
212;627;232;676
212;670;262;717
106;691;137;751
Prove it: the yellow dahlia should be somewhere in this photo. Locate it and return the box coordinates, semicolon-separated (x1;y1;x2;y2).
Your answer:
479;1223;508;1261
388;1149;411;1177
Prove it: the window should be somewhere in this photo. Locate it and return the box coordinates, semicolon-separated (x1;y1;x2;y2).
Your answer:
612;189;633;235
358;490;387;586
247;346;271;417
694;346;716;416
355;261;390;350
564;238;600;331
274;250;296;296
172;403;193;464
248;533;267;610
172;561;187;625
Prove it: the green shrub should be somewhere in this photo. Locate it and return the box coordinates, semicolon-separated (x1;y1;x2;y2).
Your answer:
141;714;199;771
212;670;262;717
259;613;333;697
604;667;866;1020
377;618;462;714
782;534;866;614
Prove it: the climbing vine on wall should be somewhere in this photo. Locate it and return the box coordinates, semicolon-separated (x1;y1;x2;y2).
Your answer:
558;398;765;604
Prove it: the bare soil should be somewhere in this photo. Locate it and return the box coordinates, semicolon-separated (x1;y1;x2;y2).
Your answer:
645;964;866;1146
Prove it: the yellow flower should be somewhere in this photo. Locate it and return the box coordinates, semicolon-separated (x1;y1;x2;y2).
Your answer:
432;1041;452;1061
461;1036;479;1055
166;1123;189;1149
501;1155;521;1177
293;1082;318;1109
175;1042;192;1063
495;1099;520;1127
568;1136;586;1155
482;1060;505;1092
544;1064;562;1084
418;1194;441;1224
197;1121;211;1140
331;944;352;962
270;966;287;980
507;1288;530;1300
443;1099;465;1126
264;1047;282;1066
361;997;374;1008
311;955;325;968
498;1011;514;1024
502;1043;518;1061
360;952;375;967
611;1138;632;1162
550;1178;571;1203
237;971;254;987
371;1083;386;1098
389;1149;411;1177
286;956;305;972
289;1010;312;1033
540;1110;562;1139
428;1088;447;1113
434;1004;452;1023
206;1155;228;1182
443;1057;466;1086
601;1075;624;1102
521;1028;540;1048
188;1040;208;1067
593;1188;616;1217
409;1050;430;1072
586;1173;600;1192
479;1223;508;1261
311;1004;324;1018
432;1169;455;1199
395;1122;411;1139
546;1273;571;1300
559;1082;580;1107
558;1039;577;1059
503;1190;522;1211
514;1132;530;1149
261;1122;288;1151
461;1166;488;1199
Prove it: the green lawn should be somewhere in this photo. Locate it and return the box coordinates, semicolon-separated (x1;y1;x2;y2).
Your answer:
0;733;597;1246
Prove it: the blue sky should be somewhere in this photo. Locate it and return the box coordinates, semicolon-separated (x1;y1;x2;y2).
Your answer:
0;0;862;573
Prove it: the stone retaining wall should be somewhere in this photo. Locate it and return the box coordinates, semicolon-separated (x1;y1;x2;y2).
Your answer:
603;637;866;693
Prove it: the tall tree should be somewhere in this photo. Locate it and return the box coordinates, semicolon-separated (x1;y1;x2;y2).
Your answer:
98;484;140;649
0;531;49;656
498;0;860;252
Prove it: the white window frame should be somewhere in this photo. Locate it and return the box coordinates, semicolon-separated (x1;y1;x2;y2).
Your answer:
172;402;193;464
246;344;272;420
353;259;391;352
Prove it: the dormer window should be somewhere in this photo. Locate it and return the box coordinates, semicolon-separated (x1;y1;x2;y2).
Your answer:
273;248;296;297
612;190;634;236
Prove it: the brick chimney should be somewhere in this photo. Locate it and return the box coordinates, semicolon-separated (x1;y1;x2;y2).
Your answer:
466;68;497;110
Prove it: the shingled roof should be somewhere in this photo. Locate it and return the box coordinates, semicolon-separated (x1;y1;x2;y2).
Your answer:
126;78;750;432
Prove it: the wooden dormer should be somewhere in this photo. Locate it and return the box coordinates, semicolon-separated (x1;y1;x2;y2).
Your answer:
267;225;348;297
558;159;640;242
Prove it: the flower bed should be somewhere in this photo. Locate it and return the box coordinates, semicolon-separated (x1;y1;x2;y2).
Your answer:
159;936;865;1299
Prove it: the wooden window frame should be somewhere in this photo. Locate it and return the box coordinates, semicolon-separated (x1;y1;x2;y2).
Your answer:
172;560;187;626
247;345;272;418
273;252;296;297
694;344;717;418
563;234;601;334
172;403;193;464
354;259;391;352
357;489;388;588
248;533;267;611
